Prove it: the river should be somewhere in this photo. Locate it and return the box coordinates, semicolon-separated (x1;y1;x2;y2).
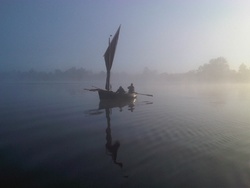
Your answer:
1;82;250;187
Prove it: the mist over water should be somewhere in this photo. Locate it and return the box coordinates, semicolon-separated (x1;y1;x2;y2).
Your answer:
1;82;250;187
2;1;250;186
1;57;250;85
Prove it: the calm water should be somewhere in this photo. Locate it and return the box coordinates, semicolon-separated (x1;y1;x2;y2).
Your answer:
1;82;250;187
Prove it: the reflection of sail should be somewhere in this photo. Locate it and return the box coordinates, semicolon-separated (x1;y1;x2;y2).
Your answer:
105;108;123;168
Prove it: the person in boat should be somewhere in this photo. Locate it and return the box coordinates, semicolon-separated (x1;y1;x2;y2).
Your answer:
127;83;135;93
116;86;125;94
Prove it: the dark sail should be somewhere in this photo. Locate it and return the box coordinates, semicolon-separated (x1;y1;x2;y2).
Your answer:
104;25;121;90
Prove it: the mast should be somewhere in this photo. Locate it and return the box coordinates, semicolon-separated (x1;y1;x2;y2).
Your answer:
104;25;121;91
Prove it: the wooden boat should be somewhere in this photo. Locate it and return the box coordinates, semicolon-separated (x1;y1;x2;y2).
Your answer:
98;25;137;100
98;89;136;100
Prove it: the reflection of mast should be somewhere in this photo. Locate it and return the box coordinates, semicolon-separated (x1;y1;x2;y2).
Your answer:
105;108;123;168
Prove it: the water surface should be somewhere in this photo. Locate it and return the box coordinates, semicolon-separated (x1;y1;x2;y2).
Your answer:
1;82;250;187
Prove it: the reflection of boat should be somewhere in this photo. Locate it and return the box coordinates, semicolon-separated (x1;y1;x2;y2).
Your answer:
98;25;137;100
99;98;136;111
102;99;135;168
84;99;152;170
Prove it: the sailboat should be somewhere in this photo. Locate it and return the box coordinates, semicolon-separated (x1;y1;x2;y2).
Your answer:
97;25;137;100
84;26;153;100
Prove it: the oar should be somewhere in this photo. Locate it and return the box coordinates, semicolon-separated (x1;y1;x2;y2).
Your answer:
135;92;153;97
92;86;107;90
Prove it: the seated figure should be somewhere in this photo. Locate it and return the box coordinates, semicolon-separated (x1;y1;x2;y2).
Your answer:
116;86;125;94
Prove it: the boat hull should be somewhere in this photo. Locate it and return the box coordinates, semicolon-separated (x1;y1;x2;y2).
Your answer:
98;90;136;100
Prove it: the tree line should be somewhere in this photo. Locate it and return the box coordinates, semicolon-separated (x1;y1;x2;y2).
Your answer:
1;57;250;83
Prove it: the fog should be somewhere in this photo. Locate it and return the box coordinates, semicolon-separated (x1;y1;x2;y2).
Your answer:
1;57;250;85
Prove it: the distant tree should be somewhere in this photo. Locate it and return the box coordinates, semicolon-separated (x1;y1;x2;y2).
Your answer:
197;57;230;81
239;63;248;74
238;63;250;81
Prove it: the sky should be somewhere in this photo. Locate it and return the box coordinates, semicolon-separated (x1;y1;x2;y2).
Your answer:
1;0;250;73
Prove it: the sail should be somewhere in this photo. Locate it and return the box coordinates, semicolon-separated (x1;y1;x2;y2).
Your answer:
104;25;121;72
104;26;121;90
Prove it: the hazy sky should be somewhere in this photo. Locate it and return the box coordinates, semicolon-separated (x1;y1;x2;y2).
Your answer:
1;0;250;73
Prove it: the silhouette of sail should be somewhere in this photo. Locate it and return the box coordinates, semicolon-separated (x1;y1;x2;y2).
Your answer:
104;25;121;90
